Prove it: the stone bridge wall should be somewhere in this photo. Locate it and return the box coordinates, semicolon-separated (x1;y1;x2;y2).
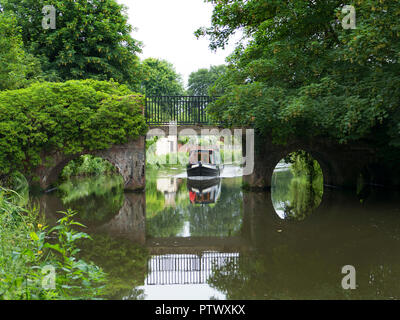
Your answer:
31;137;146;191
243;137;378;189
93;193;146;245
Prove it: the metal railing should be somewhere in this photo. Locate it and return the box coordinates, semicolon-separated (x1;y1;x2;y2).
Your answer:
145;96;217;126
146;252;240;285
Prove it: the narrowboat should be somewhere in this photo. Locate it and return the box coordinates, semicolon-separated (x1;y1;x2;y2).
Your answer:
186;147;222;178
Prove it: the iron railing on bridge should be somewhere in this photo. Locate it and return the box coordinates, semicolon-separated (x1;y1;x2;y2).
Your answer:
145;96;217;126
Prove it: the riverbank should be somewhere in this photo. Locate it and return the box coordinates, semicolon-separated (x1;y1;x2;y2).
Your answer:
0;187;106;299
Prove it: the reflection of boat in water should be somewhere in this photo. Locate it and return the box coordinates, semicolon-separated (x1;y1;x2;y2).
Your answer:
187;178;222;205
187;147;222;178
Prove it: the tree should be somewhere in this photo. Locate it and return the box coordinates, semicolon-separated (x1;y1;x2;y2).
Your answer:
0;11;41;90
196;0;400;154
187;65;227;96
1;0;142;90
141;58;184;96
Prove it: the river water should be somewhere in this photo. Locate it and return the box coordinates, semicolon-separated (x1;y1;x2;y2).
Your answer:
37;165;400;300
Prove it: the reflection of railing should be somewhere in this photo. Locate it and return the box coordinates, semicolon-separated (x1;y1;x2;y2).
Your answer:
146;252;239;285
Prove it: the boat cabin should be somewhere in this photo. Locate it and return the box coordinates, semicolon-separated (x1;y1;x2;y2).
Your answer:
187;147;222;178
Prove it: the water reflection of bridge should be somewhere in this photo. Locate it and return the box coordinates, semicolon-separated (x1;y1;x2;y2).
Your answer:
146;236;249;255
145;236;248;286
146;252;239;285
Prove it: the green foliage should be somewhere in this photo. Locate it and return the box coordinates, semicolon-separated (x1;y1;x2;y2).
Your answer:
197;0;400;157
0;171;29;206
1;0;142;89
57;175;124;226
178;136;190;145
145;183;167;218
289;151;323;185
0;79;147;176
146;151;189;169
43;210;106;299
220;149;243;165
282;175;323;221
61;155;117;179
187;65;227;96
0;11;41;90
146;207;186;238
146;138;189;168
0;189;106;299
77;234;148;300
146;136;159;150
145;167;187;219
271;152;324;221
141;58;185;96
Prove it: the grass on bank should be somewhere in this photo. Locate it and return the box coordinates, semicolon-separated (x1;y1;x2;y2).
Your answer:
0;187;106;300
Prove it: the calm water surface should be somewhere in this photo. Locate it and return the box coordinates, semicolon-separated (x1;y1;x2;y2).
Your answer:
38;165;400;300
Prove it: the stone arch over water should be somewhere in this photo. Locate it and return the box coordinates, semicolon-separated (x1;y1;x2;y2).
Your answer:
271;150;324;221
30;138;146;192
243;137;374;189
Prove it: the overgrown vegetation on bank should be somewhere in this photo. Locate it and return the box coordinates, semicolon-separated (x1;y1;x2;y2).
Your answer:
0;79;148;177
61;155;118;180
0;188;106;299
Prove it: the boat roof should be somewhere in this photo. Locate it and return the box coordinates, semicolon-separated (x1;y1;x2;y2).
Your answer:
189;146;220;152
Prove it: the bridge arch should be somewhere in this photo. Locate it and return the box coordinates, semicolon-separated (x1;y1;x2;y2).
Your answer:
31;138;146;192
244;137;373;189
44;153;123;187
269;148;339;188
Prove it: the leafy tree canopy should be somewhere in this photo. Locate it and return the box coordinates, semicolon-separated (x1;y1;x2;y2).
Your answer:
187;65;227;96
0;11;41;90
1;0;142;90
141;58;185;96
0;80;147;176
196;0;400;154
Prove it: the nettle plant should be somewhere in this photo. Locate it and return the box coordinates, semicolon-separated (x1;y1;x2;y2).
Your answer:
40;209;107;299
0;187;106;300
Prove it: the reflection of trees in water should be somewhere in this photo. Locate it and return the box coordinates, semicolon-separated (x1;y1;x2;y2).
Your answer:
146;168;188;218
56;175;124;226
146;207;186;238
281;176;323;221
208;246;400;300
77;234;148;300
145;172;188;237
208;247;339;300
145;181;167;218
188;182;243;237
272;151;323;221
145;176;243;238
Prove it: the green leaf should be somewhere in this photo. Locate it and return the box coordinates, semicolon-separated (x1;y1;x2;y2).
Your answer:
29;232;39;241
43;243;65;255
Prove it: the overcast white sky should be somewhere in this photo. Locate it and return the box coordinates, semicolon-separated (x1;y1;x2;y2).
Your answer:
117;0;239;87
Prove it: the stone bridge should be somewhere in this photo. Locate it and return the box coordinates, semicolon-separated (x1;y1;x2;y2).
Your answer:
242;136;398;189
27;93;399;191
31;137;146;192
31;130;398;192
